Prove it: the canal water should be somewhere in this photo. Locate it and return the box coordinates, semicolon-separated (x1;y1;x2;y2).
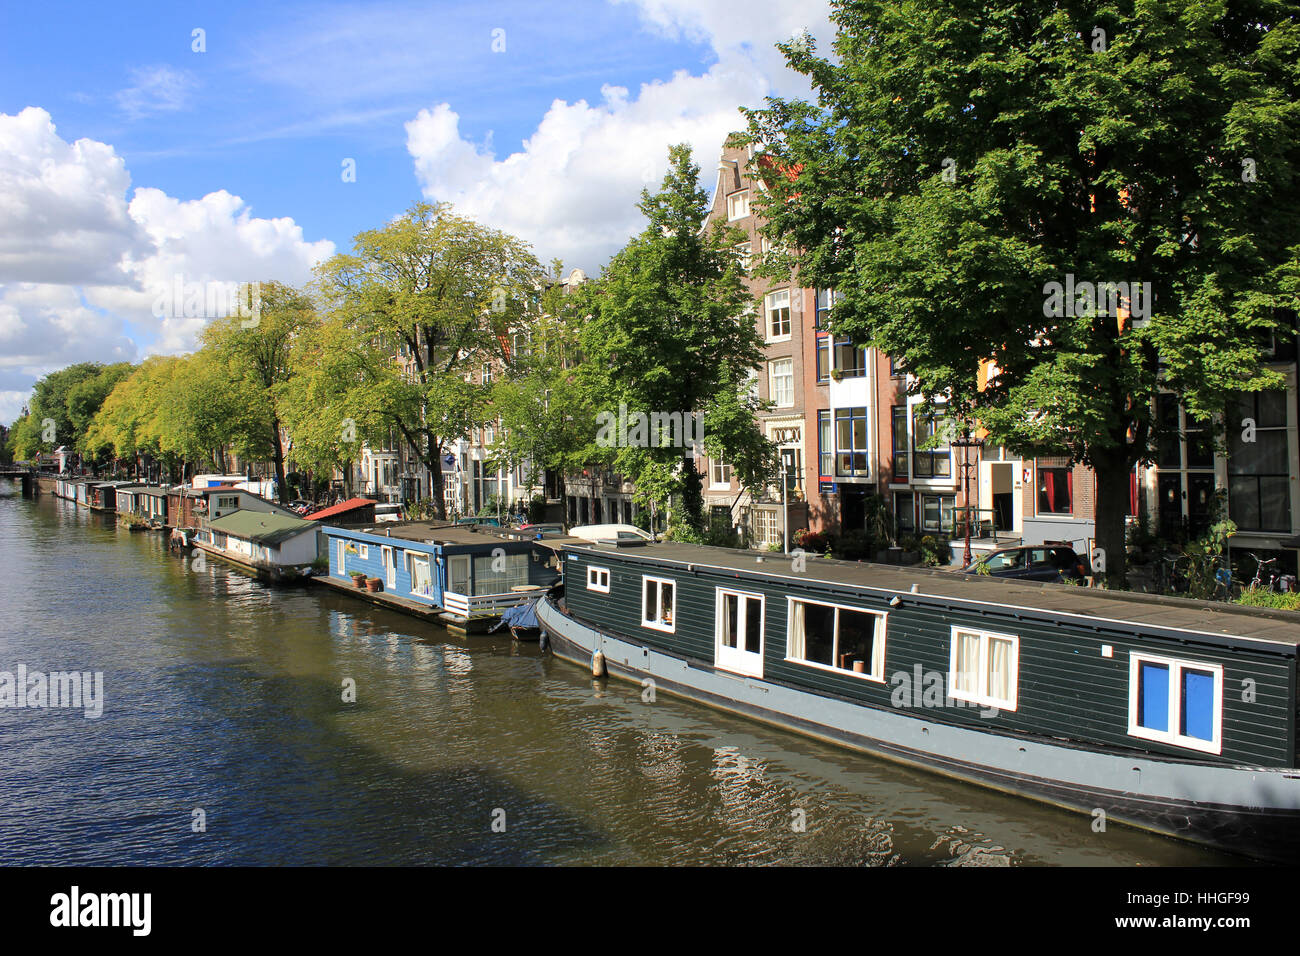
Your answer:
0;482;1232;865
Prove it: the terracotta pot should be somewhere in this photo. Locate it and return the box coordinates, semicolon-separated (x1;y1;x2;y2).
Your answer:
365;577;383;592
351;574;366;588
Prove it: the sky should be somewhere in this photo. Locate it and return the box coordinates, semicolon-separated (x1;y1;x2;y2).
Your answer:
0;0;836;426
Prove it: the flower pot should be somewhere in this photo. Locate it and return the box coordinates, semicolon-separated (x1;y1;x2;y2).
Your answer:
365;577;383;592
351;574;366;589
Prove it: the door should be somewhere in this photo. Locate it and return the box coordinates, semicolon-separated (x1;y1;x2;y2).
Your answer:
715;588;764;678
336;539;345;577
381;546;397;588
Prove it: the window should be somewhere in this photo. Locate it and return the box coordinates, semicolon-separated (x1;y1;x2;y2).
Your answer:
814;289;839;330
921;494;955;532
358;544;369;560
1128;653;1222;754
769;358;794;407
787;598;886;681
815;335;831;383
735;242;752;270
780;447;802;496
216;496;238;510
766;290;791;340
482;364;493;386
642;576;676;632
835;407;869;477
473;552;528;593
1037;467;1073;515
832;336;867;377
750;508;779;547
406;553;433;597
710;459;732;487
949;627;1019;711
891;406;909;479
1228;390;1290;532
716;588;765;676
818;410;833;477
586;565;610;593
744;367;760;403
913;407;952;478
727;191;749;220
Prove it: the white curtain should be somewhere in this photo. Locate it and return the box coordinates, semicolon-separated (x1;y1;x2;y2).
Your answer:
986;637;1013;703
953;631;979;695
790;602;806;659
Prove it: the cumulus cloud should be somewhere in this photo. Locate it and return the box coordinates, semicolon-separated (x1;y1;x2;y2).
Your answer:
0;108;334;423
406;0;833;271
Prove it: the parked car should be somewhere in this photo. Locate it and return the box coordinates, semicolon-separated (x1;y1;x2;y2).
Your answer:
569;523;656;544
516;522;565;535
455;516;501;527
962;545;1088;583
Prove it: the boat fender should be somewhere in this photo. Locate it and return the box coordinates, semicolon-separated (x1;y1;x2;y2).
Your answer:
539;630;550;652
592;650;606;678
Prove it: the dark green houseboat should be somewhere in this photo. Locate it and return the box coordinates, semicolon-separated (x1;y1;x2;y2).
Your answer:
537;539;1300;862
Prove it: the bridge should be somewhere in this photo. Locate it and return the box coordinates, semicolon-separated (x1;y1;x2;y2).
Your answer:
0;466;39;495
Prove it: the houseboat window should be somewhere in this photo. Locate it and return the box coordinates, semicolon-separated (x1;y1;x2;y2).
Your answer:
474;553;529;593
359;544;369;560
406;554;433;597
217;496;238;510
787;599;886;680
587;566;611;593
948;627;1019;711
1128;653;1222;754
642;576;676;632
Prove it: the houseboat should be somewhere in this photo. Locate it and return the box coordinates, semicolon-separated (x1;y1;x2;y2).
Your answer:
193;510;320;581
167;484;296;534
318;521;562;632
537;539;1300;862
87;480;130;512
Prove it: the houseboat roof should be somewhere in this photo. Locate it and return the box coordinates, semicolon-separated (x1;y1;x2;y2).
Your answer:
560;540;1300;651
207;510;318;546
307;497;376;520
326;520;585;549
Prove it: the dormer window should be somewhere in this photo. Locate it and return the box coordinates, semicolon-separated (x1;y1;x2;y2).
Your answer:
727;191;750;221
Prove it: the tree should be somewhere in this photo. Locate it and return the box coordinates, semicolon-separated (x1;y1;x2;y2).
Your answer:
203;281;318;500
580;144;773;537
315;202;546;519
738;0;1300;584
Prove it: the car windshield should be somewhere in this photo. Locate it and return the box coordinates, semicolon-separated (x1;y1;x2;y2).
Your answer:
981;551;1025;571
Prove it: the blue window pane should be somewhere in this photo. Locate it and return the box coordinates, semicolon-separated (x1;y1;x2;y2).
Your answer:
1139;662;1169;731
1180;669;1215;741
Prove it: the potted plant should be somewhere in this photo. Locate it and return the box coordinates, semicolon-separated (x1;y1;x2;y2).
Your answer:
365;576;383;592
350;571;367;589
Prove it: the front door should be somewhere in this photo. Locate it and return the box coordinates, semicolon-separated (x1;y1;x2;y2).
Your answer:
449;554;471;594
715;588;764;678
381;545;396;588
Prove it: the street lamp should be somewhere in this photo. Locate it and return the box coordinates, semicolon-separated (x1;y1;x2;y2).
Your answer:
952;430;985;568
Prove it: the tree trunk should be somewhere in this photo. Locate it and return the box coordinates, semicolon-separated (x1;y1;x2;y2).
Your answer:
424;430;446;520
1092;453;1132;588
270;416;288;502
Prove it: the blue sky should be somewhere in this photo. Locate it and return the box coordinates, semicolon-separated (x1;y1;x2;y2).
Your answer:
0;0;833;424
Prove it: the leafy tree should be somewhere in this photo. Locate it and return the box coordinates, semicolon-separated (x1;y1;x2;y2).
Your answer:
580;144;772;537
738;0;1300;585
315;202;545;519
202;281;318;500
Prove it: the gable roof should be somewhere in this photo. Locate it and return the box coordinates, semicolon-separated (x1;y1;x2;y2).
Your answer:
207;510;318;546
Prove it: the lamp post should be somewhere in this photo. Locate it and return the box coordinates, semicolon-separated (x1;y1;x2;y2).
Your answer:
952;430;985;568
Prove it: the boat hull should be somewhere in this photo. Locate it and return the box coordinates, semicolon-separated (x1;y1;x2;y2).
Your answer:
537;597;1300;863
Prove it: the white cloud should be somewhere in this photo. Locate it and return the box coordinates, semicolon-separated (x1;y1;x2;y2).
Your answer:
0;108;334;423
406;0;833;271
115;65;197;120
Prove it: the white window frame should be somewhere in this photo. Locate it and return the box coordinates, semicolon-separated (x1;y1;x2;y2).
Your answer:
641;575;677;633
947;626;1020;711
765;289;791;341
735;242;752;270
1127;652;1223;755
769;358;794;408
586;565;611;594
710;458;733;488
784;597;888;683
727;190;749;221
358;543;369;560
715;587;765;678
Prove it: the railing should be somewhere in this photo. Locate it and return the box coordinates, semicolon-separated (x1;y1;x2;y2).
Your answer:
442;590;531;618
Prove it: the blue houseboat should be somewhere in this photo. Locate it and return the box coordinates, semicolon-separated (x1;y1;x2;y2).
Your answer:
319;521;561;631
537;539;1300;862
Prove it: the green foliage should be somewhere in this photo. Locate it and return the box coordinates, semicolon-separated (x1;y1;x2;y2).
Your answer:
1235;589;1300;611
917;535;952;568
737;0;1300;585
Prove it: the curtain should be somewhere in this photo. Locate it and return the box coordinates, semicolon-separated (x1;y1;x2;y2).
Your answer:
986;637;1014;704
953;632;979;695
790;602;806;660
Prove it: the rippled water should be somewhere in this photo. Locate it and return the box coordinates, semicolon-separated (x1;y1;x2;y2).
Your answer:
0;482;1234;865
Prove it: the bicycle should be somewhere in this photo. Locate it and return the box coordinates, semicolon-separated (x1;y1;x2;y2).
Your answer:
1247;553;1279;593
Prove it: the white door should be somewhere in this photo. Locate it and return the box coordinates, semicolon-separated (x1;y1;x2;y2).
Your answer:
382;546;396;588
336;539;345;576
449;554;470;594
716;588;764;678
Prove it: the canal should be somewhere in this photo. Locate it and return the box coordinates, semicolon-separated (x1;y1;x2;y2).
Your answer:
0;481;1233;865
